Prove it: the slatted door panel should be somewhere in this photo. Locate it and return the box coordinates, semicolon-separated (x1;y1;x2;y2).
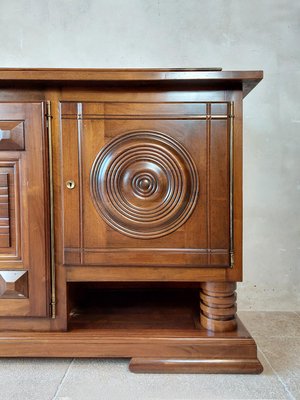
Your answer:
61;102;230;268
0;103;50;317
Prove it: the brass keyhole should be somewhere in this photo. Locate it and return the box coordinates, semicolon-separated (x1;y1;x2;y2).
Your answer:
66;180;76;190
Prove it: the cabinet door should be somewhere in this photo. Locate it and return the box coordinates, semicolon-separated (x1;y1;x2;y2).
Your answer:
0;102;49;317
61;102;230;268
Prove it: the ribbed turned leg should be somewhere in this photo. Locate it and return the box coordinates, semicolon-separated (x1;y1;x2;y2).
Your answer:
200;282;237;332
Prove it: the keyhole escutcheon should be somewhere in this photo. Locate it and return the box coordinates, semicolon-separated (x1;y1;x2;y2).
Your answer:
66;180;76;190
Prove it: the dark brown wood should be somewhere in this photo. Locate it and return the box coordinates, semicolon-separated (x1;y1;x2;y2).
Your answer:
200;282;237;332
0;102;50;318
0;312;263;374
66;266;226;282
61;101;230;268
0;69;263;97
129;358;263;374
226;90;243;282
0;173;10;248
0;68;263;374
90;130;199;240
0;121;24;151
0;271;28;299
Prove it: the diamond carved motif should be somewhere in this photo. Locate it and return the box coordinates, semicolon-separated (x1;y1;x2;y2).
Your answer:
0;121;24;150
0;271;28;299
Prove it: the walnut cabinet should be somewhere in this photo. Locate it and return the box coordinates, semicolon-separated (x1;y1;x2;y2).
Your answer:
0;69;263;374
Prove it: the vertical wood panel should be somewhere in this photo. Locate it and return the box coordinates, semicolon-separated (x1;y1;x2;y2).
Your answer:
0;102;50;317
210;118;230;251
225;91;243;281
82;118;106;250
61;112;81;264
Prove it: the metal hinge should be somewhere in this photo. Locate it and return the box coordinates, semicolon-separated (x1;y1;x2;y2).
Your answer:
45;101;56;318
230;251;235;268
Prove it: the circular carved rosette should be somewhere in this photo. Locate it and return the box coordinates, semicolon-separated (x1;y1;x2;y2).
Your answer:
90;131;199;239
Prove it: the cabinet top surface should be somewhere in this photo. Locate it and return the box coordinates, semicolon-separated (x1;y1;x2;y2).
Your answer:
0;68;263;96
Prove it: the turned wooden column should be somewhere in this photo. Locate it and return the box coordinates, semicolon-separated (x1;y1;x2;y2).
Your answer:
200;282;237;332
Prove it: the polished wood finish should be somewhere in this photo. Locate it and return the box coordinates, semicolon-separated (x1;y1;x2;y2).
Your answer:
61;101;230;268
129;358;263;374
0;284;262;374
0;271;28;299
0;173;10;247
0;69;263;374
0;69;263;97
66;265;227;282
0;102;50;317
0;121;24;151
200;282;237;332
0;318;260;359
90;130;199;239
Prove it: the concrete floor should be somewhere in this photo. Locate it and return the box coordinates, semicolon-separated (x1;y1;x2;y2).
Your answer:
0;311;299;400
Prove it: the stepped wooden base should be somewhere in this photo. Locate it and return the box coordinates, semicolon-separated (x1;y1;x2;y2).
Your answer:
0;317;262;374
130;358;263;374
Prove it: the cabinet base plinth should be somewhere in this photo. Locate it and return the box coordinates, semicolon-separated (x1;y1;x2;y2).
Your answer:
0;317;262;374
130;358;263;374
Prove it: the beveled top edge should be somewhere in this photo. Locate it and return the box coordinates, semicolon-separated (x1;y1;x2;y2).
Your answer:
0;68;264;97
0;68;263;79
0;67;224;72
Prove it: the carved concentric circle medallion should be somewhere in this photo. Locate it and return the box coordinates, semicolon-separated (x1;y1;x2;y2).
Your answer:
90;131;199;239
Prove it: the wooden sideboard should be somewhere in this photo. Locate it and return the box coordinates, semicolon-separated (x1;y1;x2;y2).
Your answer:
0;68;263;373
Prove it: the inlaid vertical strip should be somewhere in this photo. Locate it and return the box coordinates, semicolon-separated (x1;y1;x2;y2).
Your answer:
229;101;234;267
77;103;84;264
206;103;211;265
46;101;56;318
